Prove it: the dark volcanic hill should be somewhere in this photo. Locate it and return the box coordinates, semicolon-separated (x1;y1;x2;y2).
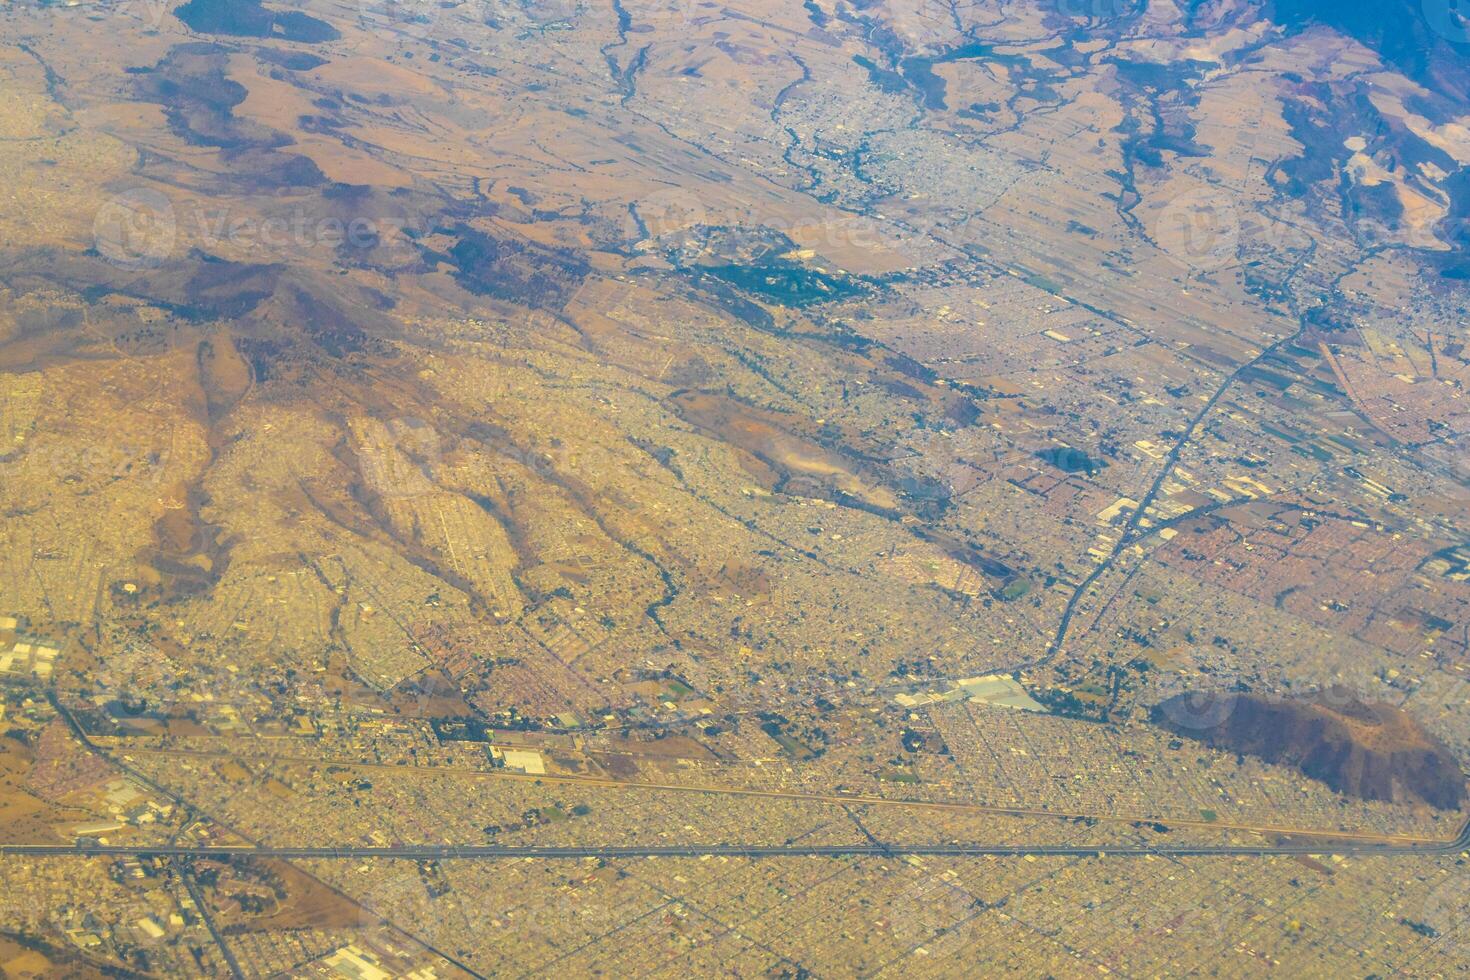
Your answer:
1154;691;1467;811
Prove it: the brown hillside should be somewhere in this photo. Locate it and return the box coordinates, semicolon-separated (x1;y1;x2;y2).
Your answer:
1153;690;1467;811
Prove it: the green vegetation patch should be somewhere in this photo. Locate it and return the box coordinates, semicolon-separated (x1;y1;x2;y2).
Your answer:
1036;447;1104;475
999;578;1032;601
698;263;868;308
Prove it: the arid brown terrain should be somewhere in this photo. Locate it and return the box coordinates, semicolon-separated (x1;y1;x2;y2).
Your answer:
0;0;1467;975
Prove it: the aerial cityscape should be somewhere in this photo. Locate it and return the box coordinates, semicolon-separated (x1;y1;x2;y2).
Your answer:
0;0;1469;975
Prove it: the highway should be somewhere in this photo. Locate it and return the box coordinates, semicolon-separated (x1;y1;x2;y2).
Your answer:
103;745;1451;847
4;818;1467;863
1032;240;1323;670
33;698;1470;868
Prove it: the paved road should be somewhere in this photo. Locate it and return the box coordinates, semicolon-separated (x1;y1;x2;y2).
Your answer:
106;745;1449;847
34;663;1470;869
1031;239;1324;671
4;823;1466;862
1038;324;1308;668
179;862;245;980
